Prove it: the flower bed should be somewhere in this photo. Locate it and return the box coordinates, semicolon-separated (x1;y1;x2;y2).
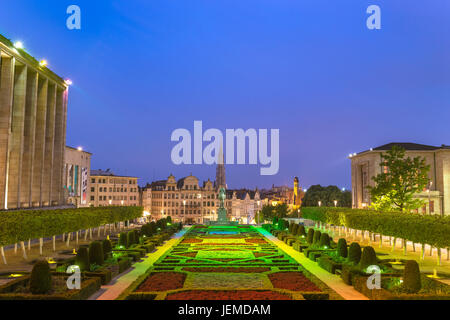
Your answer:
166;290;292;300
246;239;268;244
182;267;271;273
136;272;186;292
269;272;322;292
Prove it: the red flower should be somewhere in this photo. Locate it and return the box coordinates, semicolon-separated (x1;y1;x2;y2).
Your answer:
269;272;322;292
136;272;186;292
166;290;292;300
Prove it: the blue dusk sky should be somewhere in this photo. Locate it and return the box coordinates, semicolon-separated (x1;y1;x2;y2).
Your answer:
1;1;449;190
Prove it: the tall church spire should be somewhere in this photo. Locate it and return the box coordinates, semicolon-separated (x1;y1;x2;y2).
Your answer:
216;144;226;189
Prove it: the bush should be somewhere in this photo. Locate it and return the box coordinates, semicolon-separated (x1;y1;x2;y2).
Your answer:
337;238;348;258
89;241;104;266
313;230;322;245
29;261;52;294
306;229;314;244
348;242;362;265
127;231;136;246
359;246;377;270
133;230;140;244
119;232;128;248
291;223;298;235
403;260;421;293
296;225;306;237
102;239;112;259
319;233;331;248
75;247;90;271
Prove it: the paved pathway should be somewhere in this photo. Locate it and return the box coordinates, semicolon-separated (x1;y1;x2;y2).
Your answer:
94;228;186;300
257;227;368;300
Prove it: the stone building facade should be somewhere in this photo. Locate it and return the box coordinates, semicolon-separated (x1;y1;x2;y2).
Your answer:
350;142;450;216
0;34;69;209
142;174;262;224
64;146;91;207
90;169;139;207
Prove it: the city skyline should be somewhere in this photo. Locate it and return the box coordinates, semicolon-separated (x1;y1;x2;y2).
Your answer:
1;1;448;190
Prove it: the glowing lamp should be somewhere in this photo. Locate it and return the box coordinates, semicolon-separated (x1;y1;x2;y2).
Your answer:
14;41;24;49
77;146;83;151
65;79;73;86
39;60;48;67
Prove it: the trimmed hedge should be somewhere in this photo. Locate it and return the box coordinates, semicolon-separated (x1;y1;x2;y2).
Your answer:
75;247;90;271
89;241;104;266
30;261;52;294
0;206;143;247
302;207;450;248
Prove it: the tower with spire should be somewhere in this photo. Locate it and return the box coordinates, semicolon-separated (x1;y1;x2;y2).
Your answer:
215;145;226;189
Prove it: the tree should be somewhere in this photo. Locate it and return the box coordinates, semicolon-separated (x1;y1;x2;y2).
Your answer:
301;185;351;207
369;146;430;212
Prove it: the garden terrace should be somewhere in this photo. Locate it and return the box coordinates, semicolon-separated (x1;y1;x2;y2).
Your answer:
121;225;337;300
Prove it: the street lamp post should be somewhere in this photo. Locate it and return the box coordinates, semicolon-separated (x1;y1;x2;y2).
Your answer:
334;200;338;207
318;201;322;207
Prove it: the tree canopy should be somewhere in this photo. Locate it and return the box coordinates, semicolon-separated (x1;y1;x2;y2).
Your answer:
301;185;351;207
369;146;430;212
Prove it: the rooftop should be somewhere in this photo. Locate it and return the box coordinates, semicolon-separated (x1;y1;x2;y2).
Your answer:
355;142;450;156
90;169;138;179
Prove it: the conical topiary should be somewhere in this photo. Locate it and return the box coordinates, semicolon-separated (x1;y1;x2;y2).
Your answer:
306;229;314;244
319;233;331;248
403;260;421;293
348;242;362;265
127;231;135;246
313;230;322;245
75;247;90;271
119;232;128;248
291;223;298;235
297;225;306;237
89;241;104;266
30;260;52;294
359;246;378;270
337;238;348;258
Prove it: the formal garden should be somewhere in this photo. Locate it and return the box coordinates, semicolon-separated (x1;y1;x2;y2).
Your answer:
119;225;339;300
268;208;450;300
0;206;181;300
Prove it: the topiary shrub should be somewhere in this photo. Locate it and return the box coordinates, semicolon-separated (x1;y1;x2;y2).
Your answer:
102;239;112;259
306;229;314;244
119;232;128;248
403;260;421;293
29;260;52;294
313;230;322;245
348;242;362;265
133;229;140;244
127;231;136;246
291;223;298;235
89;241;104;266
359;246;377;270
296;225;306;237
319;233;331;248
337;238;348;258
75;247;90;271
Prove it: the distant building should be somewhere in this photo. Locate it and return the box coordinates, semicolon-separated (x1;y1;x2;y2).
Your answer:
142;174;261;224
350;142;450;215
64;146;91;207
0;33;69;209
260;178;304;212
90;169;139;207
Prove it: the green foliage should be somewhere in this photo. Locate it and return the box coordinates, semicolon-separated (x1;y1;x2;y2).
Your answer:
312;230;322;245
30;261;52;294
102;239;112;255
301;207;450;248
262;204;289;222
127;231;136;247
119;232;128;248
0;206;143;247
337;238;348;258
306;229;314;244
319;233;330;248
359;246;377;270
291;223;298;235
296;225;306;237
75;247;90;271
302;185;351;207
348;242;362;265
89;241;104;266
369;146;430;212
403;260;421;293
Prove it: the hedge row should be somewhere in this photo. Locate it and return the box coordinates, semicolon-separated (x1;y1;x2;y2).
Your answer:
0;206;143;246
301;207;450;248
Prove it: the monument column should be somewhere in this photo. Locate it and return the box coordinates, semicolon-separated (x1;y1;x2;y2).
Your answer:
7;63;28;209
0;53;15;209
42;82;56;205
